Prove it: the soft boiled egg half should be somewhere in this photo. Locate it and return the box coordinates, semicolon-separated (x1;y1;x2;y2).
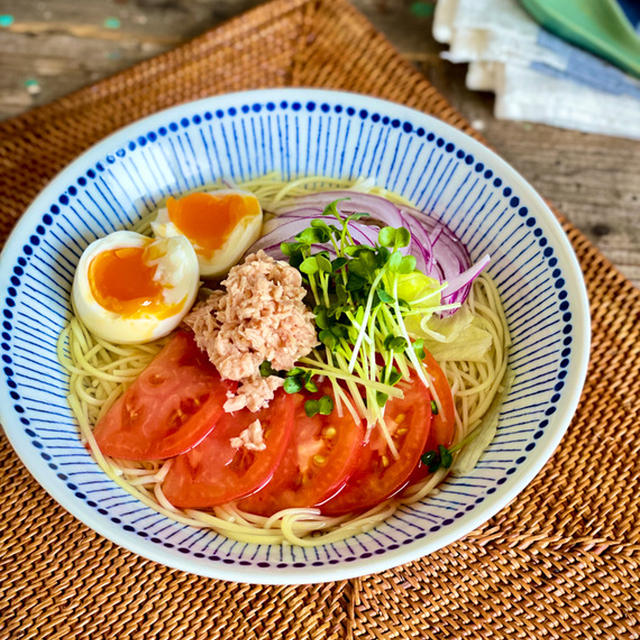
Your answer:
151;189;263;278
72;231;200;344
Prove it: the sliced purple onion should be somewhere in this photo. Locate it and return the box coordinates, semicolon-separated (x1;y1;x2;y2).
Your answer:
441;254;491;304
281;191;405;227
249;214;386;260
247;190;489;312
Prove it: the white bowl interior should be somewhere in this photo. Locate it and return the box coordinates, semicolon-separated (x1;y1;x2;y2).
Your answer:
0;89;589;584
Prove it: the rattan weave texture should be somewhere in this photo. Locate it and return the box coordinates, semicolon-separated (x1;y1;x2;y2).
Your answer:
0;1;638;638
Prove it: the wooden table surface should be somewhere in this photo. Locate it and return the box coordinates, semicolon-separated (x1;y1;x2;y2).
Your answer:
1;0;638;287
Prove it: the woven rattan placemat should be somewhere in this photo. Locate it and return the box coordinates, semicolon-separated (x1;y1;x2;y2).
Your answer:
1;1;638;638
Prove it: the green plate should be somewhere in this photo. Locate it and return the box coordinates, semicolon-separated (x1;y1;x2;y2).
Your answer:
519;0;640;77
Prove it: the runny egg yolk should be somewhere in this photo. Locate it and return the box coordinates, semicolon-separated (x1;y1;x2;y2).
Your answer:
88;245;177;318
166;192;260;257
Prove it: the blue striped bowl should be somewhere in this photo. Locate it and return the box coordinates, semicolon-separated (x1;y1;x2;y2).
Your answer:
0;89;589;584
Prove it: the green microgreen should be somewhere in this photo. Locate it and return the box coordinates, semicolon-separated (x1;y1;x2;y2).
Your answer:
310;219;331;233
297;227;329;245
304;399;319;417
283;376;303;394
299;256;319;275
331;257;348;272
259;360;277;377
387;368;402;386
378;226;410;249
421;449;439;472
315;306;330;329
383;335;408;352
277;197;446;438
377;226;396;248
280;242;297;256
346;212;370;221
318;395;334;415
322;199;345;220
316;254;332;273
421;444;453;472
440;445;453;468
304;395;334;417
305;378;319;393
260;360;294;379
346;273;366;291
318;329;337;348
376;288;394;304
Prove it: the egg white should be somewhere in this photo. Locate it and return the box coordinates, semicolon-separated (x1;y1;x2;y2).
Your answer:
72;230;200;344
151;189;263;278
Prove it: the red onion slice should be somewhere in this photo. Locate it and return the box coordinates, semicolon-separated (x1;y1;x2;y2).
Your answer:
248;190;489;312
250;214;384;259
282;191;405;227
441;254;491;303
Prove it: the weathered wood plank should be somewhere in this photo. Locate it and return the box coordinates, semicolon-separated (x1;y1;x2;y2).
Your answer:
0;0;638;286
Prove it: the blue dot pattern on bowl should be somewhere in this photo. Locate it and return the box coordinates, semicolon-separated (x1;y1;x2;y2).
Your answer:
1;97;573;571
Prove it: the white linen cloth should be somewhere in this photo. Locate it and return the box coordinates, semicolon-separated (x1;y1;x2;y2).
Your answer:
433;0;640;139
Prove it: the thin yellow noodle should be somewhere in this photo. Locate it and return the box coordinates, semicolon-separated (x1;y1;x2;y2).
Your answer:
92;339;143;357
73;382;105;407
99;355;151;370
71;317;90;352
59;176;510;546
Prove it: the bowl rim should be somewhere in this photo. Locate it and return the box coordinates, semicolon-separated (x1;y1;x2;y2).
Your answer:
0;88;591;584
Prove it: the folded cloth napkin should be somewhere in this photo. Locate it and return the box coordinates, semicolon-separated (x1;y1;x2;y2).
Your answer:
434;0;640;139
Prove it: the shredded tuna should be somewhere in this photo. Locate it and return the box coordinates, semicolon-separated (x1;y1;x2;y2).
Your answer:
184;290;223;335
184;250;318;412
230;419;266;451
223;375;284;413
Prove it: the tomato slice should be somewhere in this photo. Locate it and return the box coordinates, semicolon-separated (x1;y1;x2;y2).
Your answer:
239;390;366;516
161;390;295;508
94;331;231;461
320;380;432;516
408;349;456;482
422;349;455;449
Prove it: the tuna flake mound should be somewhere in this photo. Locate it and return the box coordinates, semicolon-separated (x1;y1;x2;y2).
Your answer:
185;250;318;412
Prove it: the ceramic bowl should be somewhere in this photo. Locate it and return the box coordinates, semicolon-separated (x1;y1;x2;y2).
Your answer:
0;89;590;584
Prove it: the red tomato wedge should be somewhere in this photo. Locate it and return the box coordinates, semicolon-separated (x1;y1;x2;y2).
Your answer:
409;350;456;483
94;331;230;461
239;391;366;516
422;349;455;450
162;390;295;508
320;380;432;516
